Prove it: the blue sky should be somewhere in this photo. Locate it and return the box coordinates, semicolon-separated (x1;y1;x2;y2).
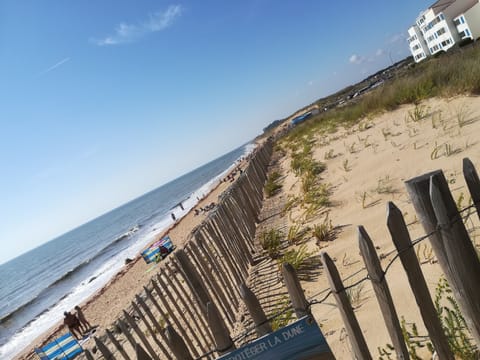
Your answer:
0;0;433;264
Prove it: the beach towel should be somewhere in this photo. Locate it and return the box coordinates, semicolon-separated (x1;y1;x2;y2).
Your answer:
34;332;83;360
141;236;174;264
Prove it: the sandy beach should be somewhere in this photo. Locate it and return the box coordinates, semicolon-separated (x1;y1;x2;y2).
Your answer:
17;94;480;360
16;158;250;360
273;94;480;358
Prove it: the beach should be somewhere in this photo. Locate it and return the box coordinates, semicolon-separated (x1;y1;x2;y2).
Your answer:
15;94;480;360
15;154;252;360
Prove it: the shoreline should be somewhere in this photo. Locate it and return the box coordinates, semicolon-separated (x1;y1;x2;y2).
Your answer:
15;154;253;360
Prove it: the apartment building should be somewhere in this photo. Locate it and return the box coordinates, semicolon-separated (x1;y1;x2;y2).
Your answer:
407;0;480;62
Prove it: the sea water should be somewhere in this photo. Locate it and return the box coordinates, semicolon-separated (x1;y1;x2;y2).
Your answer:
0;142;255;359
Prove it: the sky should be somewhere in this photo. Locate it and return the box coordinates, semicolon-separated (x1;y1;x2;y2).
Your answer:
0;0;434;264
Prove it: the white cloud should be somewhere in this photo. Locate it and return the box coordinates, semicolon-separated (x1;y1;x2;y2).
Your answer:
349;54;365;64
38;57;70;76
375;49;384;56
93;5;183;46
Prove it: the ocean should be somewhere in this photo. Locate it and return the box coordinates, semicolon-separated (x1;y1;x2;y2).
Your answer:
0;142;255;359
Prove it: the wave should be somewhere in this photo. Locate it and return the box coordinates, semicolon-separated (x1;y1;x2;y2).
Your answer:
0;224;141;326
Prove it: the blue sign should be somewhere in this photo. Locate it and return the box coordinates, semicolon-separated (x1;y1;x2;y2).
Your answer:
217;316;335;360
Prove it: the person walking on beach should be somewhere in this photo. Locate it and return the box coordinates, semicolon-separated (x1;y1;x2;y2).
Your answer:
75;305;92;333
63;311;82;339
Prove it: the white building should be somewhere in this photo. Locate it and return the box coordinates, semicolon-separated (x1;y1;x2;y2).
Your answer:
408;25;429;62
407;0;480;62
453;1;480;41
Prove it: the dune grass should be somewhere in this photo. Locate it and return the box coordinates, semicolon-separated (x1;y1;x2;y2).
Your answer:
285;45;480;141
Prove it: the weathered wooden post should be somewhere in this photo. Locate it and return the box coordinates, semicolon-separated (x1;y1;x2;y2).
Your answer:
430;172;480;345
207;302;236;355
83;349;95;360
405;170;480;344
357;226;409;359
94;336;114;359
321;252;372;360
135;295;172;359
463;158;480;221
184;245;234;326
117;318;138;350
165;325;194;360
151;278;196;352
123;310;160;360
167;260;214;344
282;263;310;318
136;343;153;360
239;283;272;336
174;249;212;315
387;201;454;360
106;328;132;360
132;301;169;358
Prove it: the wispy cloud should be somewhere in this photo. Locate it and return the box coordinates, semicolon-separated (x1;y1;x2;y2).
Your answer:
38;57;70;76
92;5;183;46
375;49;384;57
349;54;365;65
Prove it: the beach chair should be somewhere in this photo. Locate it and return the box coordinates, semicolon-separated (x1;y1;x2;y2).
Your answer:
34;332;83;360
141;236;174;264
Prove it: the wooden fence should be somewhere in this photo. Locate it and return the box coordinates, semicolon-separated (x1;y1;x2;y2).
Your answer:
319;158;480;359
78;153;480;360
78;139;275;359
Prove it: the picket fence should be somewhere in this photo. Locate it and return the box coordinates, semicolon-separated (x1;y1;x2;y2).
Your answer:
76;151;480;360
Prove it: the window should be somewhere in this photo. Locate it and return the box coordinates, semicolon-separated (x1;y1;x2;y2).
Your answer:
461;16;465;24
466;29;471;36
454;18;461;26
437;27;446;36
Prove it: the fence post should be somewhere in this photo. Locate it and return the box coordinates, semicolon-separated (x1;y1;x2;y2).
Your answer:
165;325;194;360
358;226;409;360
106;328;132;360
429;172;480;345
463;158;480;221
207;302;236;355
94;336;114;359
83;349;95;360
136;343;153;360
117;318;138;350
282;263;310;318
123;310;160;360
387;202;454;359
321;252;372;360
174;249;211;315
135;295;172;359
132;301;169;359
151;278;197;354
239;283;272;336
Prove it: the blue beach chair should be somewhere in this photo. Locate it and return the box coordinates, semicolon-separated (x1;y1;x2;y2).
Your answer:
34;332;83;360
141;236;174;264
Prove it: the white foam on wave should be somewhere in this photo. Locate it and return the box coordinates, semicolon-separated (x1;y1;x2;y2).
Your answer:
0;219;170;359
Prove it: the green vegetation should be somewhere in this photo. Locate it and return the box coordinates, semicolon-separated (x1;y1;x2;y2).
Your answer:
396;276;478;359
312;215;333;243
284;45;480;140
434;277;477;358
400;317;432;360
265;171;283;198
270;296;295;331
259;228;283;258
277;245;313;271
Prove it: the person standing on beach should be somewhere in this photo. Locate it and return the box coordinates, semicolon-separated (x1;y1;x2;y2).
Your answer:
74;305;92;333
63;311;82;339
